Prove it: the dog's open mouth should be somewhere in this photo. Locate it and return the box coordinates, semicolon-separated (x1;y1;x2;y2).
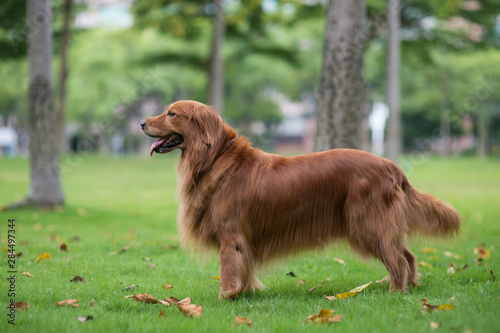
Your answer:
149;133;184;156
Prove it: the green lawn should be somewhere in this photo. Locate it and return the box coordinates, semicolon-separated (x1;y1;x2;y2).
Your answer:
0;154;499;332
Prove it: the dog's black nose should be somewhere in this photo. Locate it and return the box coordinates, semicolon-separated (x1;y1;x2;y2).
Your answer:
140;120;146;130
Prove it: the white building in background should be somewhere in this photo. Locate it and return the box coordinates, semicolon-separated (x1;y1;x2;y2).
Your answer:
75;0;133;29
369;102;389;156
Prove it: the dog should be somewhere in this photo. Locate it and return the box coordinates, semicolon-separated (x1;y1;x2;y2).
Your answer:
141;100;461;298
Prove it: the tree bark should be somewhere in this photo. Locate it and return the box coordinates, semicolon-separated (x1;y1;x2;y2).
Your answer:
208;0;225;114
24;0;64;208
56;0;72;153
385;0;402;163
314;0;367;151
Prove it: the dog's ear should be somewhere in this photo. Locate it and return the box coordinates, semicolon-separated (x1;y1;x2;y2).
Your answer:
191;105;223;145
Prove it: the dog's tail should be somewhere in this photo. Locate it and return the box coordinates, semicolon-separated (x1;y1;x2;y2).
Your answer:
404;182;461;237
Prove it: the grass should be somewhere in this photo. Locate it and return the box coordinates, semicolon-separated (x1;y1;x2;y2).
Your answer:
0;154;499;332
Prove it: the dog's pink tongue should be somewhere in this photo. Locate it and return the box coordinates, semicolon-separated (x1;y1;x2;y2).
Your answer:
149;137;168;157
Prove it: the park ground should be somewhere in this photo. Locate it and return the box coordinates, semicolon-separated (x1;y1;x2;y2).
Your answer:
0;154;499;332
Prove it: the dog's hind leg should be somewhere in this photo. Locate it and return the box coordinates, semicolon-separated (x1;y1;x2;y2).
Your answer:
403;247;418;287
219;232;260;299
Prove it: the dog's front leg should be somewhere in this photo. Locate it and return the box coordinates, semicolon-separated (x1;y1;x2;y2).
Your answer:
219;232;252;299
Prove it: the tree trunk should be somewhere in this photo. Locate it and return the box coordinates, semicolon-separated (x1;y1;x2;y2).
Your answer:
385;0;402;163
476;112;487;159
24;0;64;208
57;0;72;153
208;0;225;114
314;0;367;151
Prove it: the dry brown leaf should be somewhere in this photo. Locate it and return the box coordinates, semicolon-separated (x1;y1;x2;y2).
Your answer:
118;245;130;254
178;303;202;318
22;272;34;278
148;264;157;269
56;299;79;307
159;309;168;319
444;251;460;259
123;284;137;290
234;316;252;327
336;281;372;299
296;279;307;286
163;284;173;289
474;246;490;260
334;258;345;265
90;299;95;308
126;293;159;304
70;275;85;283
447;263;456;274
323;295;337;301
376;276;390;284
421;299;454;311
143;257;151;261
59;243;68;252
164;297;191;305
16;250;23;257
15;302;30;311
306;309;342;324
77;315;93;322
430;322;440;330
35;252;51;263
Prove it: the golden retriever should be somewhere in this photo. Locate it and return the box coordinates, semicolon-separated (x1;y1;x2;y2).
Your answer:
141;100;461;298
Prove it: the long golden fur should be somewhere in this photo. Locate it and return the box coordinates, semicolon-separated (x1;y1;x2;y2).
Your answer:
142;100;461;298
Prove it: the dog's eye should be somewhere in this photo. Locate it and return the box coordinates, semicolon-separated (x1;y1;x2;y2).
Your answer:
167;111;176;117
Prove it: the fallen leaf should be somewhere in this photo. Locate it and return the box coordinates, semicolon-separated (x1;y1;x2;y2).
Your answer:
16;250;23;257
159;309;168;319
334;258;345;265
15;302;30;311
419;261;433;268
421;247;436;254
306;309;342;324
212;275;220;280
447;263;456;274
421;299;454;311
72;235;81;242
297;279;307;286
164;297;191;305
449;297;458;302
76;208;88;216
56;299;79;307
118;245;130;254
143;257;151;261
430;321;439;330
123;284;137;290
59;243;68;252
474;246;490;260
90;299;95;308
234;316;252;327
22;272;34;278
286;271;296;277
376;276;390;284
163;284;173;289
1;247;8;251
126;293;159;304
444;251;460;259
163;244;178;250
337;281;372;299
70;275;85;283
323;295;337;301
35;252;51;263
77;315;93;322
148;264;157;269
308;278;331;292
178;303;203;318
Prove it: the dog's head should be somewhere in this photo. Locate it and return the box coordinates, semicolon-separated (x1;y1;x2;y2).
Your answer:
141;100;224;156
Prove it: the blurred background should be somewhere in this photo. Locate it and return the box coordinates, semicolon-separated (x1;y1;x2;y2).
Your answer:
1;0;499;159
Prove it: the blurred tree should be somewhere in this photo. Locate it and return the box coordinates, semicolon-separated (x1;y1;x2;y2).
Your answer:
7;0;64;209
208;0;224;113
315;0;367;151
56;0;73;152
385;0;401;163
